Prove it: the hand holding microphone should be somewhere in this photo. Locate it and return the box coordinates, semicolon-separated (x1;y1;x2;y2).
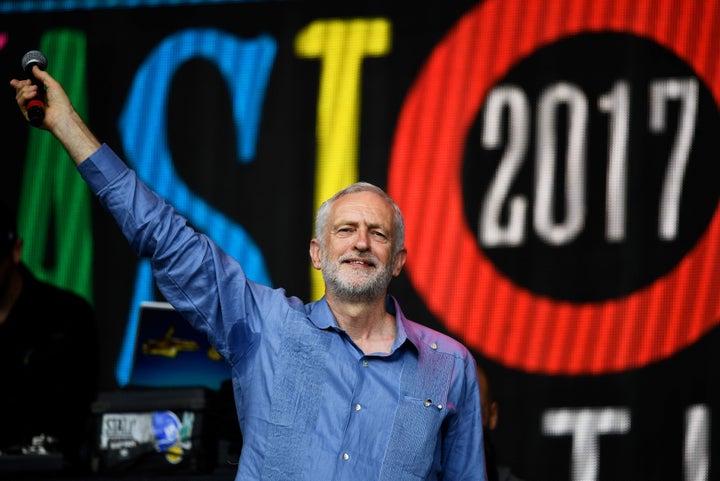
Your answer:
20;50;48;127
11;50;102;163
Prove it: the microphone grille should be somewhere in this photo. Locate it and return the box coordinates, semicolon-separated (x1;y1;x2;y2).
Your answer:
21;50;48;71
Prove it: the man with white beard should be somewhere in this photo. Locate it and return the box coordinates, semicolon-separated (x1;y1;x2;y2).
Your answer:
11;65;487;481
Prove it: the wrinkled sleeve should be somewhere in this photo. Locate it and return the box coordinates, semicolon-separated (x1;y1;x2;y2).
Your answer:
77;143;259;363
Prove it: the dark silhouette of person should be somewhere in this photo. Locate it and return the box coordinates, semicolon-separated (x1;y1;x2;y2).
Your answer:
0;203;98;473
478;364;525;481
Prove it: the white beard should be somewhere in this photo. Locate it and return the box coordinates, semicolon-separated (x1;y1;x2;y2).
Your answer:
321;251;394;302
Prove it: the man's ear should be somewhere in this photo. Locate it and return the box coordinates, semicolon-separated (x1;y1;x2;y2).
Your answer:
309;239;323;270
392;247;407;277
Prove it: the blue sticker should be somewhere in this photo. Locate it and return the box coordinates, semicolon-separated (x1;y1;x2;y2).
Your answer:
152;411;181;453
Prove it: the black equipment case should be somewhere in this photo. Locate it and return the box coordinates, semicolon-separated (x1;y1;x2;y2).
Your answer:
90;388;220;475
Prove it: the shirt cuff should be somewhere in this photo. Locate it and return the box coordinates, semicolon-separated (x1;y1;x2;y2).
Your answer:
77;143;130;193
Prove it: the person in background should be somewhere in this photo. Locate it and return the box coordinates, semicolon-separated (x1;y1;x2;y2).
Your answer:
0;202;98;473
477;364;525;481
11;66;487;480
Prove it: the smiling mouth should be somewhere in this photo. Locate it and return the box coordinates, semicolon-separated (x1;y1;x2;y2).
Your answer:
344;258;376;268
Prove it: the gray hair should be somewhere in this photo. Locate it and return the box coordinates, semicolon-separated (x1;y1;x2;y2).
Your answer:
314;182;405;256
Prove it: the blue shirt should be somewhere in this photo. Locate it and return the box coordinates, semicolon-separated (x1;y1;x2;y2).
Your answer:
79;144;487;481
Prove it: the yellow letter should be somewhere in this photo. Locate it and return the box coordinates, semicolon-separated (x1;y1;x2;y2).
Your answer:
296;18;391;300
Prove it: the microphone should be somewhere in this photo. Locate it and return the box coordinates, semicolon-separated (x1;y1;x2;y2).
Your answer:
20;50;48;127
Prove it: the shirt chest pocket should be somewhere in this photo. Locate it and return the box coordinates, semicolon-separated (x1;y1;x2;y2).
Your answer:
378;393;450;481
398;392;450;452
380;351;455;480
396;394;448;440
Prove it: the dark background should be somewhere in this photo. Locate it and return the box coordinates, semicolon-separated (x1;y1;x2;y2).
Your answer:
1;1;719;480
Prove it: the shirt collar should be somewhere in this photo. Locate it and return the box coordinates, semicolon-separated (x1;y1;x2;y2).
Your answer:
307;295;418;353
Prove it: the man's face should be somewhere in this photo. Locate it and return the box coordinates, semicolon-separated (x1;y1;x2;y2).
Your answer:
319;191;404;302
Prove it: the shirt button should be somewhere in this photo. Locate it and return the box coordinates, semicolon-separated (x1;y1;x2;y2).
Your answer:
430;342;438;350
362;360;369;367
354;403;362;411
342;453;350;461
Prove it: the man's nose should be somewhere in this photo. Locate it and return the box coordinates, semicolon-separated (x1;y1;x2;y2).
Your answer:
354;229;370;250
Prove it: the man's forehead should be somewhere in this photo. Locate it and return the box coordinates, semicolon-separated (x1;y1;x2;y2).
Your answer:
332;194;393;224
333;191;390;212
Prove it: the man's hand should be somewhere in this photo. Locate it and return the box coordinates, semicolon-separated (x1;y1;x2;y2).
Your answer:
10;66;101;165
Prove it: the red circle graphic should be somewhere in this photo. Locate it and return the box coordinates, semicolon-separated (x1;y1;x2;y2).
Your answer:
388;0;720;374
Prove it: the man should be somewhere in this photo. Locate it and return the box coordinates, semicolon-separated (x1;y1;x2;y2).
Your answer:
0;203;97;473
477;365;524;481
11;65;486;481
